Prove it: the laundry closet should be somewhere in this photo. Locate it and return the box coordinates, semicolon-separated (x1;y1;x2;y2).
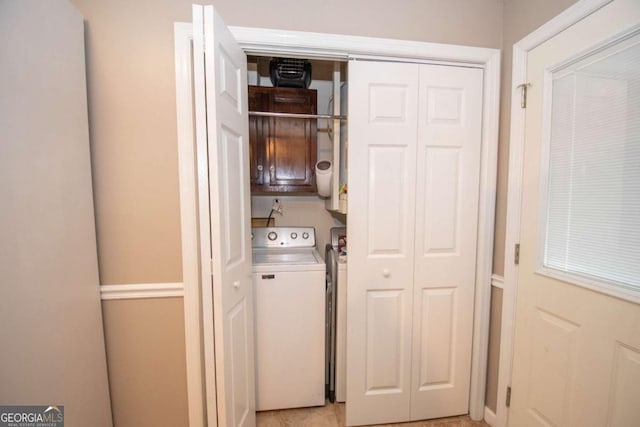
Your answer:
245;55;348;413
175;6;498;427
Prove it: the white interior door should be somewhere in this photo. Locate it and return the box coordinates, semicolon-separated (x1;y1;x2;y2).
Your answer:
192;6;255;427
347;60;419;426
509;1;640;426
410;64;483;420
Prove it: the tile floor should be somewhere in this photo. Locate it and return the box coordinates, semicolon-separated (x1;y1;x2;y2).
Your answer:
256;402;489;427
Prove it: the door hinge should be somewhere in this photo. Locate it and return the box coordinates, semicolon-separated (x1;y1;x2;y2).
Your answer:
514;243;520;265
506;386;512;407
516;83;531;108
210;259;215;276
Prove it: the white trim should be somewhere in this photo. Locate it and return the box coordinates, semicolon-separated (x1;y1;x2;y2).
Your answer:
469;48;501;421
229;26;499;65
192;7;219;425
491;274;504;290
496;1;613;427
536;267;640;304
484;406;497;426
175;22;500;425
175;22;206;427
100;283;184;300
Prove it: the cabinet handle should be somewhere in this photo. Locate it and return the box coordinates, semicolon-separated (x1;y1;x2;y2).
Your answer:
257;165;263;171
382;269;391;278
232;280;240;289
269;165;275;171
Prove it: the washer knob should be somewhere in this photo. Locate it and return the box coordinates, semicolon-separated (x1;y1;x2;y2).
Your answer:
267;231;277;241
302;232;309;239
290;232;298;239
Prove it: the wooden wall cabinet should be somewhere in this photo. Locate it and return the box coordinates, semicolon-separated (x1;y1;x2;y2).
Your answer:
248;86;317;193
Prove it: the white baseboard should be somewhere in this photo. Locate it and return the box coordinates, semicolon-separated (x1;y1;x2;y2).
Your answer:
484;406;497;426
100;283;184;300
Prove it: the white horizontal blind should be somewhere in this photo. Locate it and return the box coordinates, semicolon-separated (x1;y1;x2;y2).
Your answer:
544;37;640;291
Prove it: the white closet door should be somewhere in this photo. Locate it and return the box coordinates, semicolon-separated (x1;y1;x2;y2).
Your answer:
346;60;419;426
410;64;483;420
192;6;255;427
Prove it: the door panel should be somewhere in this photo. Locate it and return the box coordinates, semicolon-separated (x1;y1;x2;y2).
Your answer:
608;344;640;426
192;6;255;427
221;127;246;267
367;146;411;255
417;288;456;387
527;309;579;427
421;147;461;254
347;61;419;426
229;299;251;426
411;64;483;420
365;290;406;393
509;1;640;426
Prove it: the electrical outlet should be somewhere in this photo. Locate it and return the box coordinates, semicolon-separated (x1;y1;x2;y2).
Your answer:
272;198;282;214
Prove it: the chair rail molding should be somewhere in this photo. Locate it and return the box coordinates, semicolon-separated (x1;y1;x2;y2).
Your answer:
100;283;184;300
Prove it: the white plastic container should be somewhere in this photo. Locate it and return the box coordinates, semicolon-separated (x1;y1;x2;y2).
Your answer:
315;160;332;198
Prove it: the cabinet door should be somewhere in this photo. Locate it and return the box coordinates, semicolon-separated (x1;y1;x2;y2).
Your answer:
248;88;268;185
268;87;317;191
346;61;419;426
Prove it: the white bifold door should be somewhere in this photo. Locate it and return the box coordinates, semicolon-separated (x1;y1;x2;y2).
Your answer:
346;60;483;426
192;6;255;427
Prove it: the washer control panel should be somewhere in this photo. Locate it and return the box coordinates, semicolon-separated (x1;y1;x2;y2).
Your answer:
252;227;316;248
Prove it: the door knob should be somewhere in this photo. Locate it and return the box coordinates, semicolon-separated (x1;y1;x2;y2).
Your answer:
257;165;263;171
232;280;240;289
382;269;390;278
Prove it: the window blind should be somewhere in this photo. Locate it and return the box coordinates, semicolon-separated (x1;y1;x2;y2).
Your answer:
544;39;640;291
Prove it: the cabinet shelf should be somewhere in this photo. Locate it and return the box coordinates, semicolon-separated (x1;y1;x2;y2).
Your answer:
249;111;347;121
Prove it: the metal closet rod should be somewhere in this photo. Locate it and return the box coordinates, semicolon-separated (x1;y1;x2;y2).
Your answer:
248;111;347;120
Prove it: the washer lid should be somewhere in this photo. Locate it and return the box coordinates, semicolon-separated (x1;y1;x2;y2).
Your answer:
252;249;322;266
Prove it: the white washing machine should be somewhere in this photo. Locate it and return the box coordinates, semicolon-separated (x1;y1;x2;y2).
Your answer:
252;227;326;411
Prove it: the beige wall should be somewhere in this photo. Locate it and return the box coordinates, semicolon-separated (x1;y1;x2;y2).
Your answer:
102;298;189;427
213;0;503;47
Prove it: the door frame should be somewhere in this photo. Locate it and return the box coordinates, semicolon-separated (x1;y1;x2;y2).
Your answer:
175;23;500;426
496;1;614;426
